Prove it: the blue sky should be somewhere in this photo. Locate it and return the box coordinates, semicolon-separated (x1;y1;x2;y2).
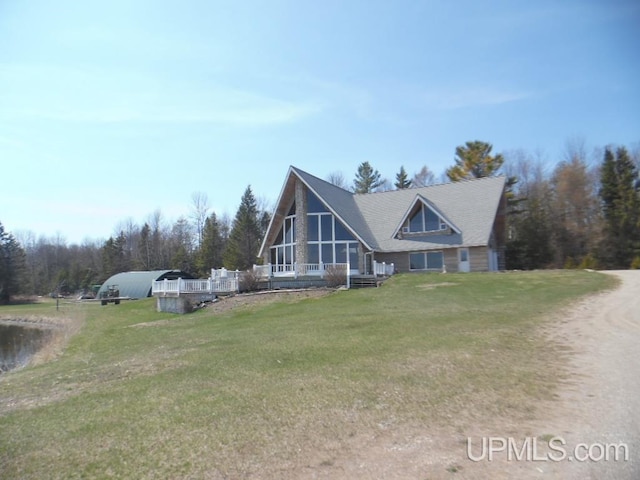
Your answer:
2;0;639;244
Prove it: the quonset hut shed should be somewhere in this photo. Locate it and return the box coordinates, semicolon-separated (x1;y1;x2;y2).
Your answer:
97;270;193;299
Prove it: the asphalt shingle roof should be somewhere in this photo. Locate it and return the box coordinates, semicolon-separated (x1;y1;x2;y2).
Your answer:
290;167;506;253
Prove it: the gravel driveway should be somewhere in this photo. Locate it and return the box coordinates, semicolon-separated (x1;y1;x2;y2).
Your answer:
532;270;640;479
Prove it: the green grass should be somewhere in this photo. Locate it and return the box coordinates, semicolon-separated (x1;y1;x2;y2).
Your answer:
0;271;615;479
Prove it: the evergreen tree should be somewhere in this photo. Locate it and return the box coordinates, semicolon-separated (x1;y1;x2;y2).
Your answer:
224;186;262;270
446;140;504;181
353;161;383;193
0;222;26;304
598;146;640;268
100;232;129;279
394;166;412;189
196;213;225;275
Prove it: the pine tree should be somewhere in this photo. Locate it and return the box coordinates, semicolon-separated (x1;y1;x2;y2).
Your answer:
101;232;129;279
196;213;224;275
394;166;412;189
224;186;262;270
353;161;383;193
598;146;640;268
446;140;504;181
0;222;26;304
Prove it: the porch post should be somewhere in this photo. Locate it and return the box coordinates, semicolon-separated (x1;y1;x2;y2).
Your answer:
346;261;351;289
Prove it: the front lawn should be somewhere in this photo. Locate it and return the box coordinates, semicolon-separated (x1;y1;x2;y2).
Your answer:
0;270;615;479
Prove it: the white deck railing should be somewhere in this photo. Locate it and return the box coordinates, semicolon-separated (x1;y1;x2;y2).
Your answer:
254;261;394;278
152;275;239;296
373;261;395;276
253;262;350;278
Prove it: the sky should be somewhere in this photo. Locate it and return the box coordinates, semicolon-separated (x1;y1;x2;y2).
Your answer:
1;0;639;245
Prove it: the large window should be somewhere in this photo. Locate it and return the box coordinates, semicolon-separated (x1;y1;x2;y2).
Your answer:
409;251;444;271
307;191;359;268
405;203;447;233
270;202;296;271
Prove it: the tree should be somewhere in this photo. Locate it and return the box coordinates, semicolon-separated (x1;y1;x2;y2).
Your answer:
190;191;210;249
195;212;225;276
224;186;263;270
549;153;600;266
411;165;435;187
0;222;26;304
101;232;129;279
327;171;348;190
446;140;505;181
504;150;553;269
353;161;383;193
598;146;640;268
394;166;412;189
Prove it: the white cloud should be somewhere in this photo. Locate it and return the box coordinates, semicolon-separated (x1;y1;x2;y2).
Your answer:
422;87;534;110
0;63;324;127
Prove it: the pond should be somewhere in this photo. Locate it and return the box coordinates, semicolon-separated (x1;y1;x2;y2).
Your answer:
0;323;55;374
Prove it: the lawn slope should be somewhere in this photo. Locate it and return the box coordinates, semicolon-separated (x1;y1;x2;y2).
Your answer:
0;270;614;479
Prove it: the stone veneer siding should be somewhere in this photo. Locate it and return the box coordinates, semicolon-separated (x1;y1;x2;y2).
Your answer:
294;179;308;265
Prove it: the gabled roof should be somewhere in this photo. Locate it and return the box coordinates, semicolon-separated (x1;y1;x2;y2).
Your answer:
391;194;462;238
354;175;506;251
261;166;506;255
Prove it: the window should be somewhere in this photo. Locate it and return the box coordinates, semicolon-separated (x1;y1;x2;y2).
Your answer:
406;203;447;233
307;190;328;213
409;252;426;270
305;190;358;268
409;251;444;271
270;212;296;270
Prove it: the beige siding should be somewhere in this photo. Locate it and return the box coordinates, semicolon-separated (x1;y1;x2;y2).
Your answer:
375;246;490;273
469;246;489;271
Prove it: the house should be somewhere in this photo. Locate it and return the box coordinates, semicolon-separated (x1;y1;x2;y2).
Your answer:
258;166;507;276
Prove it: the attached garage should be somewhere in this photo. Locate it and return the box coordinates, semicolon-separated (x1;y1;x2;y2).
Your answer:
97;270;193;300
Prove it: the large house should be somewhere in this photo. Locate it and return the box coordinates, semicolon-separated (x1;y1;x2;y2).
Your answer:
258;166;507;276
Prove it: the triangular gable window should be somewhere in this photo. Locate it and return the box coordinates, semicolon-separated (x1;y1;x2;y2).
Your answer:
307;189;328;213
403;202;448;233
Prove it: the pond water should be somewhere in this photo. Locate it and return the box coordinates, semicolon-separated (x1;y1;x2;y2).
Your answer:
0;323;54;373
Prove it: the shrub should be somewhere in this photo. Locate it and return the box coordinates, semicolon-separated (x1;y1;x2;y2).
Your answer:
631;256;640;270
578;253;599;270
324;265;347;288
239;269;261;292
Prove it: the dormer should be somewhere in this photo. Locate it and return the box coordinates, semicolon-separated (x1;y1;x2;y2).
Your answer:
394;195;460;238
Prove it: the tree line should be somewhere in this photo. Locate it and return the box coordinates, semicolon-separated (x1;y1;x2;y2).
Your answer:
0;186;268;301
1;139;638;303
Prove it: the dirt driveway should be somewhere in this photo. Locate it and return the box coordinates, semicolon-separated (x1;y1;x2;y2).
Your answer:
291;271;639;479
531;270;640;479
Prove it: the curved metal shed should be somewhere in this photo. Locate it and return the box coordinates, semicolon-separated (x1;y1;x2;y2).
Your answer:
97;270;193;299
